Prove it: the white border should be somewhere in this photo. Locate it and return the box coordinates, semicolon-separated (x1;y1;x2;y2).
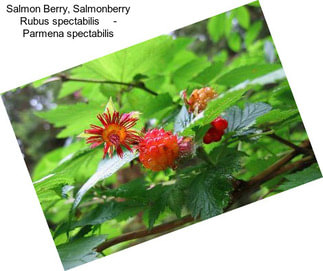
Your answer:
1;0;322;270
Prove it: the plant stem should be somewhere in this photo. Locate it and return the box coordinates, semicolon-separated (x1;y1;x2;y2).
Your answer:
268;133;312;154
57;74;158;96
96;215;195;252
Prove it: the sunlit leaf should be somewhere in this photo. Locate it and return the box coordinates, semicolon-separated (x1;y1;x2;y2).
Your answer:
72;151;138;210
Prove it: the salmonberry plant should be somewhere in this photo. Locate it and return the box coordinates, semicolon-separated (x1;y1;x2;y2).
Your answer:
4;3;321;270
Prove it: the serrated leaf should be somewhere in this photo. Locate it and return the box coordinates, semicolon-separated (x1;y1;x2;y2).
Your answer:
84;35;174;83
36;102;105;138
224;102;272;132
72;151;138;210
276;164;322;192
174;105;193;133
167;186;184;218
54;200;144;238
209;147;245;174
34;173;75;195
52;147;102;181
148;195;167;229
186;167;232;219
57;235;106;270
199;89;247;125
111;178;148;199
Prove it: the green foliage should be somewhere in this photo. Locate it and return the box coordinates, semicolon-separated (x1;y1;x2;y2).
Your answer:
186;165;233;219
228;32;242;52
207;13;226;42
36;102;105;138
234;6;250;29
57;235;107;270
245;21;263;47
216;64;282;87
225;102;272;133
85;36;174;83
34;173;75;196
276;164;322;192
72;151;138;210
200;89;247;125
256;109;298;125
4;4;319;269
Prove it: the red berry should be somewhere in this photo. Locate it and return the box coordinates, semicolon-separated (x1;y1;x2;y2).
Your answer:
211;117;228;131
138;128;179;171
203;132;214;144
208;127;224;142
203;127;224;144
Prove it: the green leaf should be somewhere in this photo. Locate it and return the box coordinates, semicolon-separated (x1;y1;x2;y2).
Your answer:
182;90;247;135
174;105;193;133
57;235;106;270
58;81;83;98
228;32;241;52
216;64;282;86
200;89;247;125
32;141;86;180
84;35;174;83
224;102;272;132
224;12;234;37
234;6;250;29
209;147;245;173
228;69;286;92
191;62;223;84
109;178;148;200
54;200;144;238
276;164;322;192
186;167;232;219
256;109;299;125
245;21;263;47
148;194;167;229
207;13;226;42
51;148;102;181
173;58;210;89
34;173;75;196
72;151;138;210
125;91;173;119
167;186;184;218
36;102;105;138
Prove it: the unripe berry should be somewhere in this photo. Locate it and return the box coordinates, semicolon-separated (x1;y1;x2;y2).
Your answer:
187;87;217;113
211;117;228;130
138;128;179;171
178;136;194;158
